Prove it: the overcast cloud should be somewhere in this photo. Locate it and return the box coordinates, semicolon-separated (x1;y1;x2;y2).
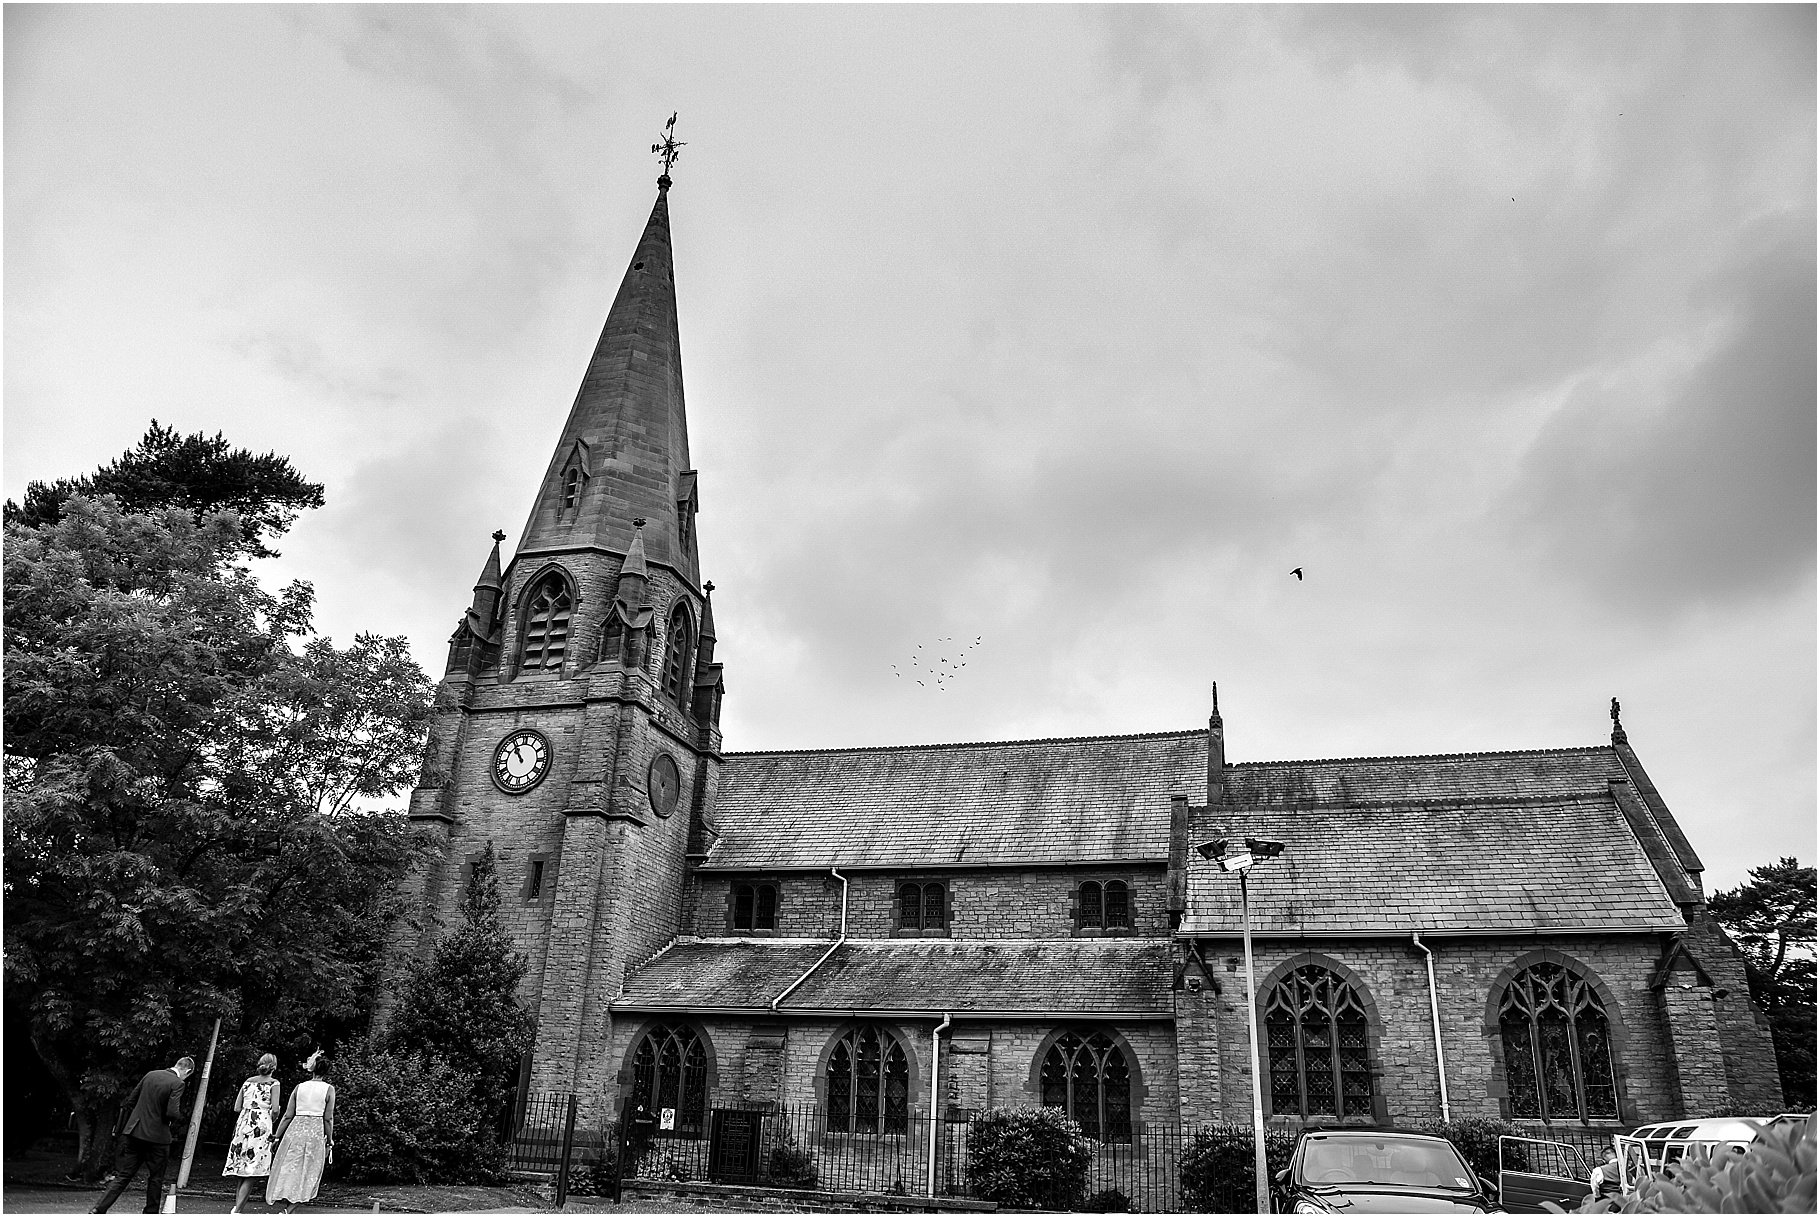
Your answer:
6;5;1812;892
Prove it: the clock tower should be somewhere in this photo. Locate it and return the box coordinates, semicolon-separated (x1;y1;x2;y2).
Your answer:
398;154;725;1122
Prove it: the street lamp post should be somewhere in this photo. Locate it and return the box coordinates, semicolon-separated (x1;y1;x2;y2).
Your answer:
1198;835;1285;1216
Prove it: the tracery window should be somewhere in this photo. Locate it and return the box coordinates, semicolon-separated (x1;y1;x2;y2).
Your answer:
733;883;777;931
1078;881;1130;931
520;573;573;670
826;1027;910;1134
630;1022;708;1136
661;603;694;705
898;882;946;933
1264;965;1374;1120
1039;1031;1132;1142
1498;962;1619;1122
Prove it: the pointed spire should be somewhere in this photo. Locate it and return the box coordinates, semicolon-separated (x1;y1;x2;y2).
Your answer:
470;530;506;626
1207;681;1227;806
616;518;650;605
698;581;717;642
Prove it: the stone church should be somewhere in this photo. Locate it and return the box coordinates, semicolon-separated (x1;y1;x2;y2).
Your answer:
396;166;1783;1159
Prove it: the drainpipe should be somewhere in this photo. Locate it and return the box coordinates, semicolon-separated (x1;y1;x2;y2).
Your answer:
1412;931;1452;1122
927;1012;953;1198
772;867;848;1013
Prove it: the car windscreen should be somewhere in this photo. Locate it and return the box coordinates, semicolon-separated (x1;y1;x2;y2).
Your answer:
1300;1138;1476;1190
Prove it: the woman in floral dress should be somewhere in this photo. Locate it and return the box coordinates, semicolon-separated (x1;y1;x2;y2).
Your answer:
266;1051;335;1214
223;1053;280;1214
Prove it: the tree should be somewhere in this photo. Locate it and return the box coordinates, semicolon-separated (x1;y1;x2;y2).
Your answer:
387;845;534;1127
4;421;324;557
3;493;431;1178
1711;858;1818;1106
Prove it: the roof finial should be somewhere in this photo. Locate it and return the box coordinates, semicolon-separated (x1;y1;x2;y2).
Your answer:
1610;696;1627;746
652;113;684;188
491;529;506;544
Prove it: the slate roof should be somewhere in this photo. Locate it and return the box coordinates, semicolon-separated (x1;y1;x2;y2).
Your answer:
1178;798;1686;936
705;732;1200;870
616;938;1174;1016
1220;747;1629;807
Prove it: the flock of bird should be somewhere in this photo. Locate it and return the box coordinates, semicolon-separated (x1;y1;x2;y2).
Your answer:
891;635;983;691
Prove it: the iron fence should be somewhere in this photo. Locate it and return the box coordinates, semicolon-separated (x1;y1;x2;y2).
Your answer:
505;1091;578;1175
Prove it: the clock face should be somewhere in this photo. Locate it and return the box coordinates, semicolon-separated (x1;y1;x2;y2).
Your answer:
493;730;551;793
648;753;680;817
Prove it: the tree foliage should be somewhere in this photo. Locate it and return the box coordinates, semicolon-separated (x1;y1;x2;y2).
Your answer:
331;1045;506;1185
1570;1117;1816;1213
388;845;533;1127
4;421;324;558
3;491;431;1178
966;1106;1094;1210
1711;858;1818;1105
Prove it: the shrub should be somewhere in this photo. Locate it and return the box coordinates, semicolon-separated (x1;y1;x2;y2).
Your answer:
330;1045;506;1184
1566;1118;1816;1213
1084;1187;1131;1211
966;1106;1093;1210
1414;1116;1521;1179
767;1128;819;1189
1178;1123;1297;1213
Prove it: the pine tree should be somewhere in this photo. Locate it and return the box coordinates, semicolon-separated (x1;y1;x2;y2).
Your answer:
389;844;534;1124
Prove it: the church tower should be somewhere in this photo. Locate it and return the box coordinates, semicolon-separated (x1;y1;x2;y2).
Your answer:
403;142;724;1121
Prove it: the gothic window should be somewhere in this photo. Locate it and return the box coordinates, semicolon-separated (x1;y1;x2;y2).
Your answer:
1264;965;1374;1120
1498;962;1619;1122
630;1022;708;1137
898;882;947;933
661;603;694;705
520;572;573;671
561;467;582;512
1039;1031;1132;1142
1078;881;1131;932
825;1026;910;1134
733;883;778;932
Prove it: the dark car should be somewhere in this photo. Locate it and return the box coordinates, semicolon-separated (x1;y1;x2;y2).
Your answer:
1276;1128;1505;1213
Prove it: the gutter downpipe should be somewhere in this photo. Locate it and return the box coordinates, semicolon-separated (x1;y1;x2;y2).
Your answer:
1412;931;1451;1122
772;867;848;1013
927;1012;952;1197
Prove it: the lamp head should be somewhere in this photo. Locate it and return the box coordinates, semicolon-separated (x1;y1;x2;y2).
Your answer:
1245;837;1285;859
1194;838;1228;862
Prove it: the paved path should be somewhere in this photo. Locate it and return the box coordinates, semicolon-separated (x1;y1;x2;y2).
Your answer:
2;1185;365;1213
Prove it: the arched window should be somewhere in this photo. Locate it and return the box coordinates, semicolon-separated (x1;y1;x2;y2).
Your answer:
630;1022;708;1136
1498;962;1619;1122
661;603;694;705
520;573;573;670
826;1027;910;1134
561;467;582;512
1264;965;1373;1120
733;883;778;931
898;882;946;932
1040;1031;1132;1142
1078;881;1130;931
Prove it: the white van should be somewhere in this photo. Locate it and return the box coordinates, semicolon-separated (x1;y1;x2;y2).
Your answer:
1615;1114;1809;1188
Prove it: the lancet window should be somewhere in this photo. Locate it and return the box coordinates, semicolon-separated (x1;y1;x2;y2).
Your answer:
520;573;574;671
1039;1031;1132;1142
1264;965;1374;1120
1498;962;1619;1122
661;603;694;705
629;1022;708;1136
826;1027;910;1134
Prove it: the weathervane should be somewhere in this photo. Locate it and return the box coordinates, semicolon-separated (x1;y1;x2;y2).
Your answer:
652;113;685;184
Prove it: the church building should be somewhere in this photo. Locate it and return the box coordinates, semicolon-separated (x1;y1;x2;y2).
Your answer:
396;162;1783;1166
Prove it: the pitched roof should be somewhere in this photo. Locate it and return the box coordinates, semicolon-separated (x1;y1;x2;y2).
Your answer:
1179;797;1686;936
1218;747;1628;807
705;732;1200;870
616;938;1174;1017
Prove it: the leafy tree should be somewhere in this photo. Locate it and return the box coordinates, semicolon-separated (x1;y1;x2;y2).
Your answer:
331;1044;506;1184
1711;858;1818;1105
4;421;324;557
387;844;533;1127
3;493;431;1179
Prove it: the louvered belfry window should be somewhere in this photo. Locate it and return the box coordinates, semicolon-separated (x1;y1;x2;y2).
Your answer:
1039;1031;1132;1142
826;1027;910;1134
630;1022;707;1136
521;573;573;670
1264;965;1374;1120
1499;963;1619;1122
561;467;581;512
662;603;693;704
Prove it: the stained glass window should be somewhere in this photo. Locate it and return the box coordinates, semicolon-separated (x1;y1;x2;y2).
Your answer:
1263;965;1374;1119
631;1023;707;1136
1499;963;1619;1122
1039;1031;1133;1143
826;1027;910;1134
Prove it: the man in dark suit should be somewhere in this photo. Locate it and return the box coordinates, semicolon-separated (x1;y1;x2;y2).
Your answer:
91;1056;194;1214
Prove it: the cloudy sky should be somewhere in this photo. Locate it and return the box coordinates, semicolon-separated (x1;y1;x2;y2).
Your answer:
7;5;1813;891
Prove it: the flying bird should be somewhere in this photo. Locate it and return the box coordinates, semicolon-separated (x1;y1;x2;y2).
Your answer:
1291;568;1303;581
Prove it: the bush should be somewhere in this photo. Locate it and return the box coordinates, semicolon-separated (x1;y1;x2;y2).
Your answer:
1415;1116;1521;1179
767;1128;819;1189
330;1046;507;1184
1568;1119;1816;1213
1178;1124;1297;1213
1084;1187;1131;1211
966;1107;1093;1210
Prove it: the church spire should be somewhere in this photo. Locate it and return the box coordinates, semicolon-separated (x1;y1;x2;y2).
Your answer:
516;123;695;582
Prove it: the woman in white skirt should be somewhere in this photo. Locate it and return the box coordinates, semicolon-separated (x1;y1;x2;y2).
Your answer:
265;1051;335;1213
223;1052;281;1213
